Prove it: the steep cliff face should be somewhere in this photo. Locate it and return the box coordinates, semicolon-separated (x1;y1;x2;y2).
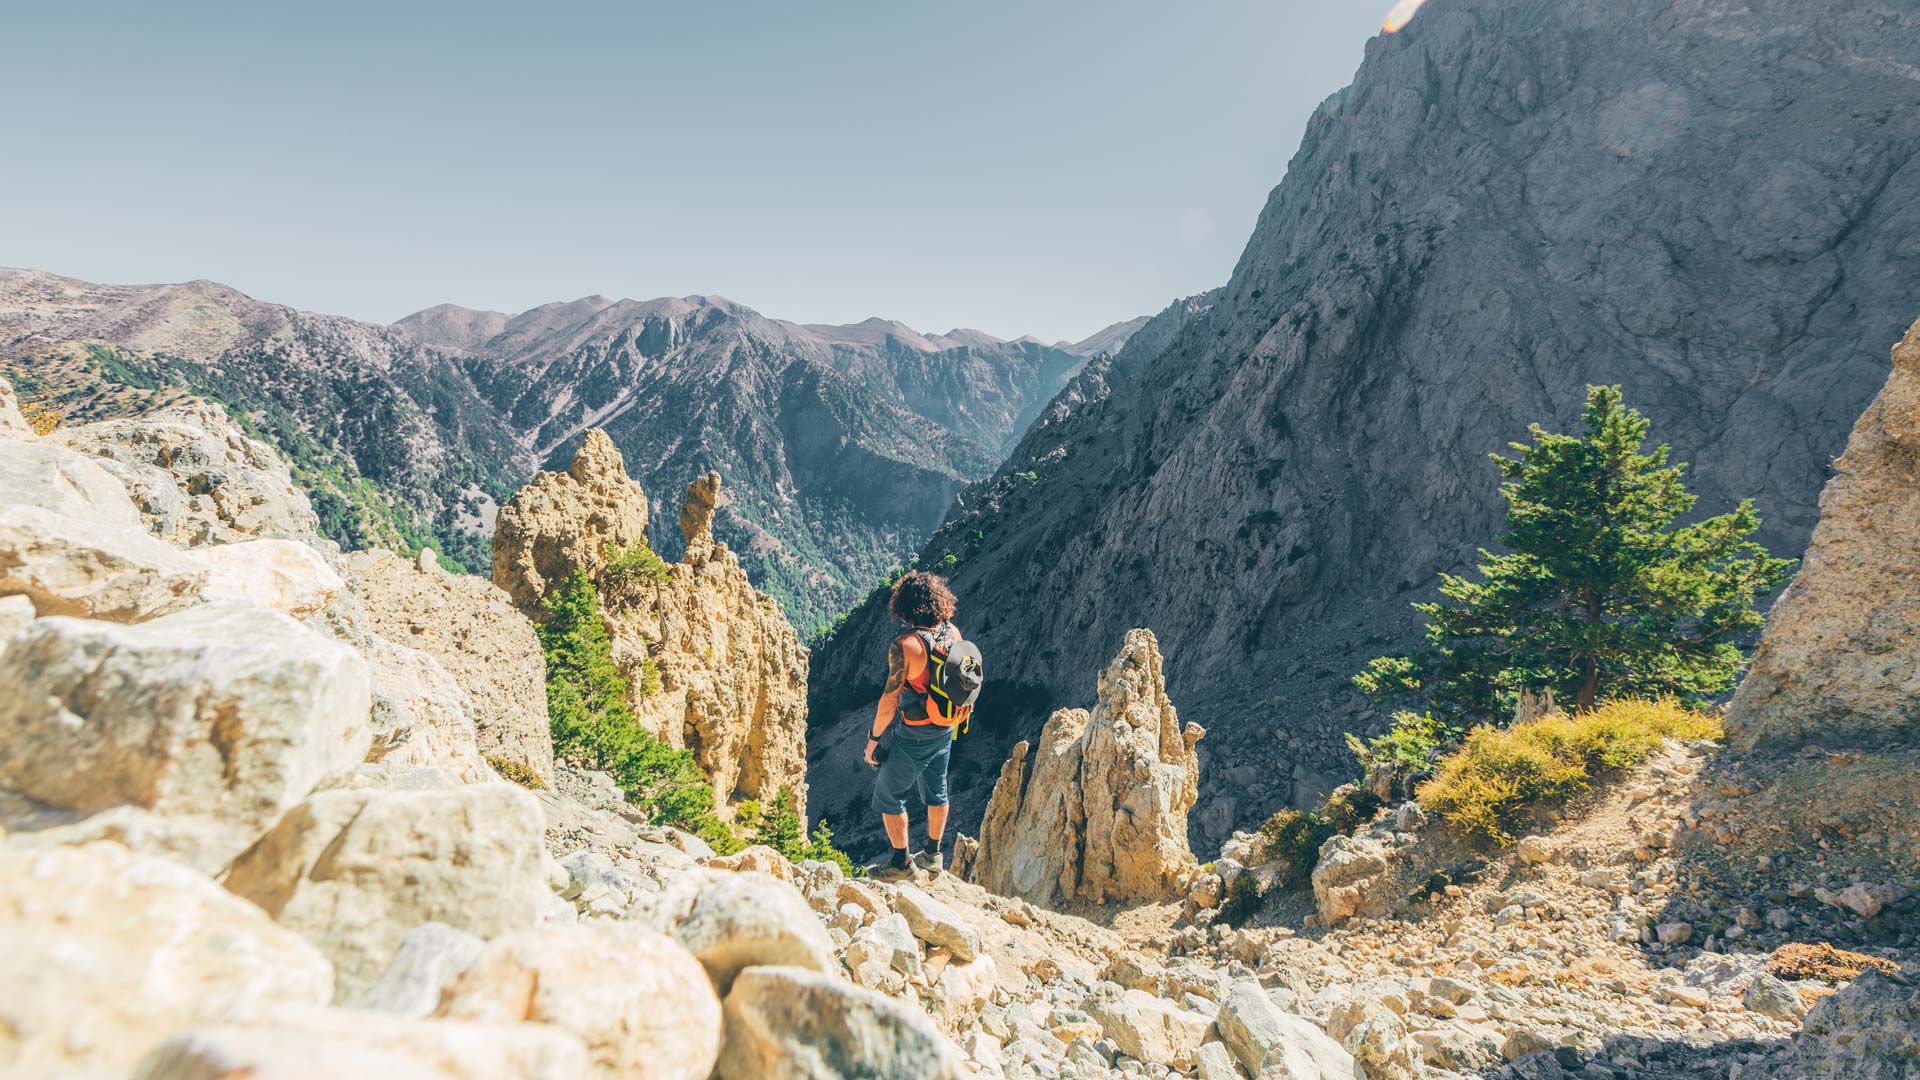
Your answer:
492;434;809;815
1727;318;1920;751
810;0;1920;843
959;630;1203;909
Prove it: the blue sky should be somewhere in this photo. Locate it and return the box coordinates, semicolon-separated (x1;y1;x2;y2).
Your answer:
3;2;1394;341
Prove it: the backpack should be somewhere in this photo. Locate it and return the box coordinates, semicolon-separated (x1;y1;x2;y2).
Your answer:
917;626;985;739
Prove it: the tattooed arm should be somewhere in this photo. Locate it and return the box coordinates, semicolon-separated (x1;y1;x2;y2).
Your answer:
866;635;920;764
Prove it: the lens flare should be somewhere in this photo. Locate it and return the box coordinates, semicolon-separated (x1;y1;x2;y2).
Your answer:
1383;0;1427;33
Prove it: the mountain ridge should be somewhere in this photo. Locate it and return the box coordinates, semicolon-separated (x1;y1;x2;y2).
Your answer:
2;266;1155;633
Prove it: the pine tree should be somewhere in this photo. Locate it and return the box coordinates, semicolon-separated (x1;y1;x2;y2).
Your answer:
1357;386;1794;721
538;573;735;850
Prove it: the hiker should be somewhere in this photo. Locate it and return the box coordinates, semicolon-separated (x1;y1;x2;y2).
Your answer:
866;570;981;874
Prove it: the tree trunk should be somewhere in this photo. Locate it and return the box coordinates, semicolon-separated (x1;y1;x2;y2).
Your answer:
1577;658;1598;711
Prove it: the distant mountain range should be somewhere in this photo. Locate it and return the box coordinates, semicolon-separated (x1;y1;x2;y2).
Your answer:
0;267;1145;632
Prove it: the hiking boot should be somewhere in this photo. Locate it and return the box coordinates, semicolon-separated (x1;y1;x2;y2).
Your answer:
912;848;943;874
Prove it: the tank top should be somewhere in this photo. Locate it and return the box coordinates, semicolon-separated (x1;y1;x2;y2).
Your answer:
899;622;961;726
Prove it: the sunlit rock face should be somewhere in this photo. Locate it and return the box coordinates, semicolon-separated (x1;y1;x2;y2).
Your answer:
1382;0;1426;33
812;0;1920;851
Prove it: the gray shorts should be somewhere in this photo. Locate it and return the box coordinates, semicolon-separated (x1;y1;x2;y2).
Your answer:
871;722;952;816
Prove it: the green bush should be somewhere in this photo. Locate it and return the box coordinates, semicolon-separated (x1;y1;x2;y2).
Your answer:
1321;785;1383;835
602;540;671;608
1257;808;1335;887
1215;871;1267;926
1419;699;1722;846
539;572;732;848
737;788;858;876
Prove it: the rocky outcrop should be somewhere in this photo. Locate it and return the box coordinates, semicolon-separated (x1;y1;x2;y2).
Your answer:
0;605;373;851
966;629;1204;907
494;435;808;814
348;548;554;785
631;472;809;813
50;402;327;548
1728;318;1920;751
1750;969;1919;1079
490;429;650;612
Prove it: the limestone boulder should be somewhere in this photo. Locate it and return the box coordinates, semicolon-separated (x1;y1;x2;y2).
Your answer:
134;1006;590;1080
0;437;145;526
632;868;838;993
715;965;964;1080
438;924;722;1080
621;472;810;814
0;605;371;843
1729;318;1920;750
490;428;649;611
1313;834;1397;926
0;804;258;876
892;883;983;961
354;922;486;1018
0;505;207;622
0;842;333;1079
1083;986;1213;1069
1215;978;1356;1080
356;630;494;782
1344;1008;1421;1080
50;401;326;547
222;784;548;997
967;629;1203;907
348;547;554;786
186;538;342;618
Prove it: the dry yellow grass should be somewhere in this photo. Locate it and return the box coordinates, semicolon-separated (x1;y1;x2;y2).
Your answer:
1419;699;1722;846
1766;942;1901;984
22;398;62;436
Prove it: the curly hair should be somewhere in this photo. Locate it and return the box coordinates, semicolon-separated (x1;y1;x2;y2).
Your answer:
888;570;957;626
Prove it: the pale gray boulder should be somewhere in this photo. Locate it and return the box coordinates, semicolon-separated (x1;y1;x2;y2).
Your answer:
223;784;548;998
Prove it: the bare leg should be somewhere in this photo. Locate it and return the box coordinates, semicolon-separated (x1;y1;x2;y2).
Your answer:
926;803;949;845
882;811;909;850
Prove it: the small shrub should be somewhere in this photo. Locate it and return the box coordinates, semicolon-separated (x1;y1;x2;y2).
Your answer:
1409;870;1451;904
1215;871;1267;926
1346;711;1454;799
1321;785;1383;835
1418;698;1722;847
602;541;671;607
741;788;858;876
485;754;547;790
1258;808;1335;886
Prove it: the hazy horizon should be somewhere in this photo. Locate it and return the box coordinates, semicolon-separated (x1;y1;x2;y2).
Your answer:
4;1;1397;341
